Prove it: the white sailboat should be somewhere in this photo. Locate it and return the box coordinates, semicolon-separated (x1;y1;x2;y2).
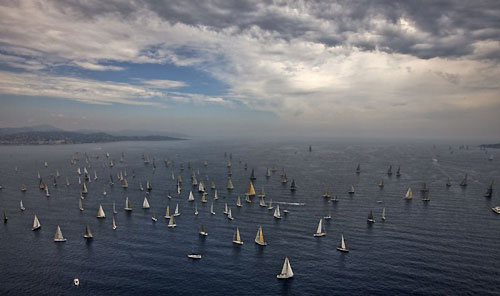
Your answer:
274;204;282;219
348;184;355;194
232;227;243;245
404;188;413;199
227;207;234;220
224;203;229;214
210;202;215;215
188;191;195;202
381;208;386;221
313;219;326;237
254;226;267;246
276;257;294;279
174;203;180;216
201;193;208;203
54;225;67;242
227;178;234;190
336;234;349;252
113;201;117;214
124;197;132;211
164;206;171;219
142;197;150;209
168;216;176;228
79;199;84;211
213;190;219;200
81;183;88;195
236;195;242;207
32;215;41;230
20;200;25;211
367;211;375;223
259;197;266;207
194;203;199;216
112;216;117;230
199;223;208;236
84;225;93;239
96;204;106;218
268;199;273;210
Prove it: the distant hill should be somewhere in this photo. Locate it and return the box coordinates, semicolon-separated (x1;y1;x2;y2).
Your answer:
0;130;184;145
0;125;63;135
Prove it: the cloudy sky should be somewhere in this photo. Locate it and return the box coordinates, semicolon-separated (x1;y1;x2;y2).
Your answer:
0;0;499;140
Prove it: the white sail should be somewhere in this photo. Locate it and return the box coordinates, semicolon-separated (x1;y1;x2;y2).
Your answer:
254;226;266;245
405;188;413;199
382;208;386;220
214;190;219;200
20;200;25;211
274;204;281;219
174;203;180;216
84;225;93;238
277;257;294;279
142;197;150;209
168;216;176;227
54;225;66;242
236;195;242;207
124;197;132;211
227;207;234;220
268;199;273;210
165;206;171;218
314;219;325;236
210;202;215;215
113;201;117;214
201;193;208;203
227;178;234;190
96;204;106;218
112;216;117;230
79;199;84;211
224;203;228;214
188;191;195;201
337;234;349;252
32;215;41;230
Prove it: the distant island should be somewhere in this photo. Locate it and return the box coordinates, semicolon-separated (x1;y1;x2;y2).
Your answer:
480;143;500;149
0;125;184;145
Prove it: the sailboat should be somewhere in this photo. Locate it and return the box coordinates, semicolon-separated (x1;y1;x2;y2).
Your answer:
45;186;50;197
322;189;331;198
232;227;243;245
199;223;208;236
81;183;88;194
245;194;252;203
460;174;468;187
246;181;256;196
152;213;158;222
290;179;297;191
258;187;266;198
236;196;242;207
367;210;375;223
484;181;494;198
124;197;132;211
174;203;180;216
142;197;150;209
324;210;332;220
227;208;234;220
250;168;256;181
404;188;413;199
188;191;195;202
313;219;326;237
96;204;106;218
121;178;128;188
168;216;176;228
276;257;294;279
201;193;208;203
348;185;355;194
266;168;271;178
254;226;267;246
32;215;41;230
336;234;349;252
381;208;386;221
396;166;401;177
84;225;93;239
79;199;84;211
146;180;152;191
259;197;266;207
194;204;199;216
113;201;117;214
267;199;273;210
112;216;117;230
139;182;144;191
331;195;339;202
94;170;98;180
54;225;67;242
211;182;216;190
20;200;25;211
274;205;282;219
378;179;384;188
227;178;234;190
213;190;219;200
281;173;288;184
210;202;215;215
66;177;70;186
356;164;361;174
164;206;171;218
21;184;27;192
224;203;229;215
387;165;393;176
3;210;7;223
422;191;430;201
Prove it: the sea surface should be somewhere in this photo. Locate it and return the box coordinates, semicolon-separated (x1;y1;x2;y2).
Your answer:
0;139;499;295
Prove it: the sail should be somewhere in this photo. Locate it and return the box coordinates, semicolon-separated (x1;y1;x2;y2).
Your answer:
188;191;195;201
84;225;93;238
121;178;128;188
236;196;242;207
234;227;241;242
201;193;207;203
340;234;346;249
316;219;323;234
165;206;171;218
224;203;228;214
382;208;386;219
97;204;106;218
113;201;117;214
112;216;117;229
174;203;180;216
279;257;294;278
257;226;265;244
54;225;66;241
143;197;150;209
198;182;205;192
405;188;412;199
32;215;41;230
20;200;25;211
246;181;256;196
227;178;234;190
214;190;219;200
79;199;84;211
274;204;281;218
82;183;88;194
210;202;215;214
168;216;176;227
125;197;132;210
227;208;233;219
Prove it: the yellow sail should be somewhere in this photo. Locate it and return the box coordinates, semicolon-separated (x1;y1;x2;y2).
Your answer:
246;181;256;196
165;206;170;218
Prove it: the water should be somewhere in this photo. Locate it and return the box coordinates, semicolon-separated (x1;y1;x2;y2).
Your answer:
0;139;499;295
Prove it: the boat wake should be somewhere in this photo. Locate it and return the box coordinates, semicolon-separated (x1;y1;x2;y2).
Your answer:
276;202;305;206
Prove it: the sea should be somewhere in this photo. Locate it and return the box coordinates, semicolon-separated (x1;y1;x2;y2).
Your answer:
0;139;499;295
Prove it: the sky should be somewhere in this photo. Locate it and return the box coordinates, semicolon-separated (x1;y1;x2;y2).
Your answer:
0;0;499;140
